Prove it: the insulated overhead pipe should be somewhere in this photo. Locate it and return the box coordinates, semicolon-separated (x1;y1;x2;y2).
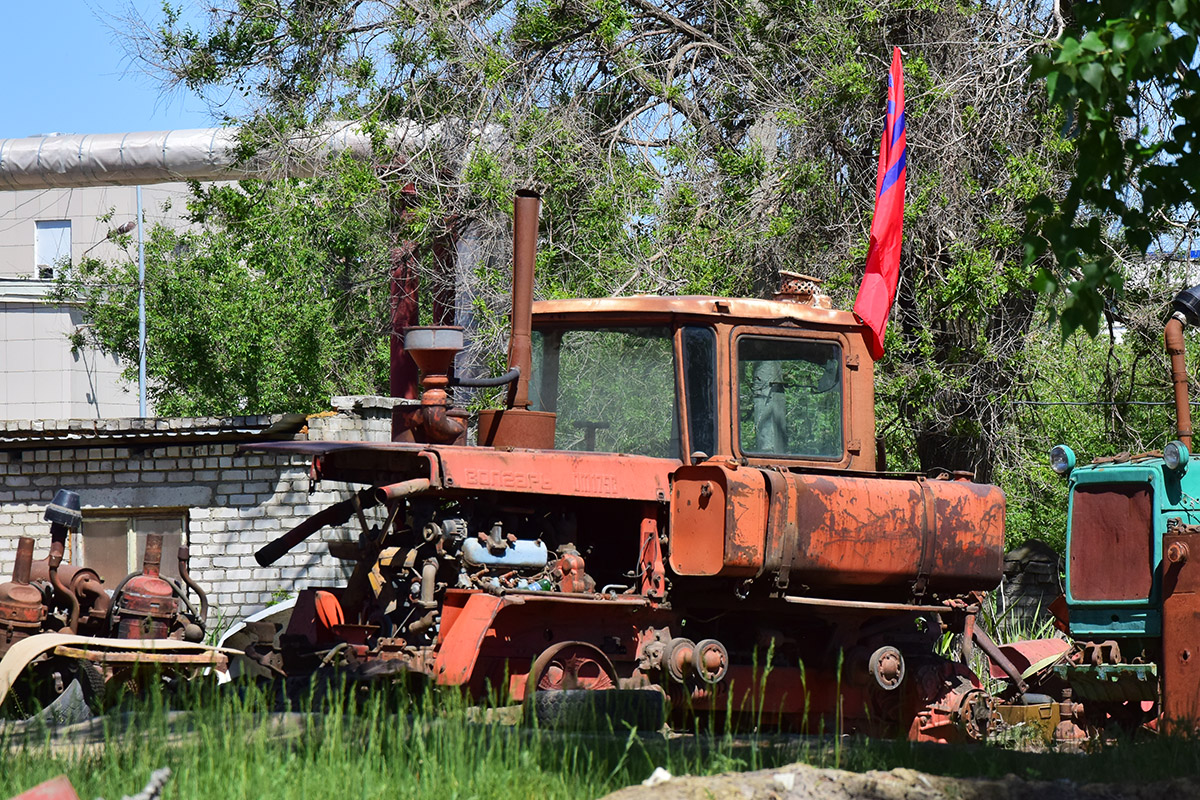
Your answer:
0;122;496;190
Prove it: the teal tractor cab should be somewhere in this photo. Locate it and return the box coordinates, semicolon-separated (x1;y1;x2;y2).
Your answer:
1051;285;1200;733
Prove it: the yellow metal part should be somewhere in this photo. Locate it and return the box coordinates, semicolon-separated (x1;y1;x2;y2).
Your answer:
0;633;239;708
996;702;1061;742
53;645;228;668
378;547;406;568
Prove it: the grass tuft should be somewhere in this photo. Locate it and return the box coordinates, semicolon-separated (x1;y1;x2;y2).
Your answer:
2;675;1200;799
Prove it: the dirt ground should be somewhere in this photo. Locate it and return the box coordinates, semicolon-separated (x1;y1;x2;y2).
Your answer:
602;762;1200;800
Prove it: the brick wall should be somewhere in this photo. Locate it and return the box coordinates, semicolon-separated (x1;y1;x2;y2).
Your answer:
997;539;1064;635
0;405;397;626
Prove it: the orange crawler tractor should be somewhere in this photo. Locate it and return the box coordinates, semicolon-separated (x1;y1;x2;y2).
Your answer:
243;192;1008;741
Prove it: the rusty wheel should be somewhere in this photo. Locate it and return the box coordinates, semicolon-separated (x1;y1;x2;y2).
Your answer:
525;642;663;730
529;641;618;693
2;657;103;724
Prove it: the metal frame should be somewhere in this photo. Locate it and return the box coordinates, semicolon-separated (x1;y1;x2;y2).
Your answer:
728;325;853;468
1066;466;1164;636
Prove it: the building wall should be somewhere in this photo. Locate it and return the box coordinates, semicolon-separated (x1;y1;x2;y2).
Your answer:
0;184;196;278
0;409;394;625
0;182;205;420
1;288;136;419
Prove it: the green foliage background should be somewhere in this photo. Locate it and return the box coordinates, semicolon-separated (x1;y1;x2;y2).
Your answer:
61;0;1200;552
1027;0;1200;336
57;162;394;416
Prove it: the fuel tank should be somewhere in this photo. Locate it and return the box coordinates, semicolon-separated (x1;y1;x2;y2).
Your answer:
669;462;1004;597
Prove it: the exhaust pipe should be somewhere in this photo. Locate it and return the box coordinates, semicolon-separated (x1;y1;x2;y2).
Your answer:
508;190;540;409
1168;286;1200;448
475;191;557;448
44;489;82;633
13;537;33;585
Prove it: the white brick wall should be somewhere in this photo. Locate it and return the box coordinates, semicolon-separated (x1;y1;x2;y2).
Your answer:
0;408;394;625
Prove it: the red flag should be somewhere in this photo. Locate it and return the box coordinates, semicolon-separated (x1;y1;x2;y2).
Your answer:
853;47;906;361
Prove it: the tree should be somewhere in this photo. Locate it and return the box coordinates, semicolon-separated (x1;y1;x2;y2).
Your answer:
99;1;1137;548
1027;0;1200;336
57;162;394;415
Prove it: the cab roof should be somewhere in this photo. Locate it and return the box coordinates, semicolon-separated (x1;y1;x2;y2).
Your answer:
532;295;863;330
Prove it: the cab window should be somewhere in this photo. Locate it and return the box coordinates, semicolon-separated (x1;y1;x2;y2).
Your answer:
737;336;843;459
682;326;717;457
532;327;679;457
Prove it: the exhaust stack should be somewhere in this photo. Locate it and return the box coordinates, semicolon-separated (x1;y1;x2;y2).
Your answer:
1167;285;1200;448
509;190;540;409
477;191;557;448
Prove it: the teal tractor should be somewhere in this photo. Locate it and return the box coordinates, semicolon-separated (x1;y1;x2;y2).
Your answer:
1050;285;1200;734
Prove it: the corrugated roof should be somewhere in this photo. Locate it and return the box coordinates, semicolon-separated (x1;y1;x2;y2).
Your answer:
0;413;308;450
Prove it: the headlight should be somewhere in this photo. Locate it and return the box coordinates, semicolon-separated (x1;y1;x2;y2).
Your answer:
1049;445;1076;475
1165;440;1190;472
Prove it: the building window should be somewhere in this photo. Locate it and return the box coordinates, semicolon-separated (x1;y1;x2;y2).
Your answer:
79;510;188;583
35;219;71;279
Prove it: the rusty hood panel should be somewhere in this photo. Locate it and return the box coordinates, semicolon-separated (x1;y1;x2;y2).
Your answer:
244;440;675;502
435;446;675;501
786;473;1005;593
669;463;1005;595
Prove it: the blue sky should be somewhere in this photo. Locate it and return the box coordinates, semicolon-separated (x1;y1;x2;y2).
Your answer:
0;3;214;138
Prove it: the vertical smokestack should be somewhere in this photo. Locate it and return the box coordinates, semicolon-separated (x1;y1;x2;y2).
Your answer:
13;537;33;585
142;532;164;578
1169;285;1200;449
508;190;541;409
1167;315;1192;449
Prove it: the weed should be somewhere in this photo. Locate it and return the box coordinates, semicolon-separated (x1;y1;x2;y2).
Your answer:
2;682;1200;799
268;588;294;606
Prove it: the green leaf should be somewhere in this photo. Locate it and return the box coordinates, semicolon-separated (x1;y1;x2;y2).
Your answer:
1124;227;1153;253
1030;52;1053;78
1138;30;1170;58
1058;37;1083;63
1031;267;1058;293
1112;27;1134;53
1080;31;1107;52
1079;62;1106;91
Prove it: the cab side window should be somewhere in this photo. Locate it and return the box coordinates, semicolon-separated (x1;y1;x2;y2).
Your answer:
737;336;843;459
682;326;717;457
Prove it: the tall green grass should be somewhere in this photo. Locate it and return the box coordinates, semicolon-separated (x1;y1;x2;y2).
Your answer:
3;674;1200;799
0;677;799;800
2;679;603;800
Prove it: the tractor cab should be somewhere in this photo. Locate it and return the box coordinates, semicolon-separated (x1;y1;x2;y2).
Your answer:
237;194;1008;743
527;282;878;472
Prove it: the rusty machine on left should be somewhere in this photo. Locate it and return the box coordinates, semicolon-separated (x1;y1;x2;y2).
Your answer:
0;490;232;723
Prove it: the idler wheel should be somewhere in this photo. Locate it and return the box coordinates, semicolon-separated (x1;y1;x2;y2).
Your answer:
663;637;696;684
528;640;618;693
869;646;906;691
956;687;1000;740
693;639;729;685
525;641;663;730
